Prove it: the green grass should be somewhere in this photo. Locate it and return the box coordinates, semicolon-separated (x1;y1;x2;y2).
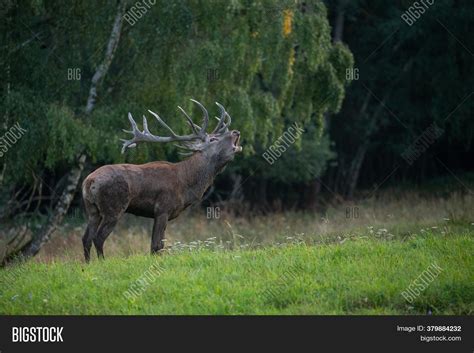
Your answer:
1;232;472;315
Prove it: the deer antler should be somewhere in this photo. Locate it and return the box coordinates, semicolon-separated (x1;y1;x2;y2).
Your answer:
121;99;211;154
212;102;231;134
177;99;209;138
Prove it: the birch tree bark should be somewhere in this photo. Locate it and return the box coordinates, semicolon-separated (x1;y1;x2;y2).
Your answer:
14;0;126;261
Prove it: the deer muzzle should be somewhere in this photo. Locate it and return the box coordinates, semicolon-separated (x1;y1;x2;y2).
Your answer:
232;130;242;152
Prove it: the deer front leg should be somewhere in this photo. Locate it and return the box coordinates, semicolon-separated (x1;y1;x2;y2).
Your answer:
151;213;168;254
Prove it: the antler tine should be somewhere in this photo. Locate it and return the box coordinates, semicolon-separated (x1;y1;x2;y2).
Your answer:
148;110;177;137
190;99;209;134
120;139;136;154
121;113;139;153
222;111;231;131
174;143;191;150
127;112;138;132
213;102;231;133
212;102;226;134
142;115;151;134
177;105;200;135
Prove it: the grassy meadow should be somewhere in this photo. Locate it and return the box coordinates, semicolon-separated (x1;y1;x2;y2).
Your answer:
0;234;472;315
1;183;473;315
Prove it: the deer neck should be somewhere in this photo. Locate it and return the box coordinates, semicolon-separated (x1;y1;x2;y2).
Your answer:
177;152;219;204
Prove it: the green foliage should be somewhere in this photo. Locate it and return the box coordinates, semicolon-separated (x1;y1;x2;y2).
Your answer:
0;90;48;184
44;105;87;169
1;0;353;193
265;132;335;183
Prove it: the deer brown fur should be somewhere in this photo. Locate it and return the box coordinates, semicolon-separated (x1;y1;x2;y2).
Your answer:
81;100;241;262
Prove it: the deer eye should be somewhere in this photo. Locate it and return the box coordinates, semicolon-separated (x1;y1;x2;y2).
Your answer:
210;137;219;142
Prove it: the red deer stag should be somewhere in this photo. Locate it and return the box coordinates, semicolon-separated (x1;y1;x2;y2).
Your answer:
81;99;241;262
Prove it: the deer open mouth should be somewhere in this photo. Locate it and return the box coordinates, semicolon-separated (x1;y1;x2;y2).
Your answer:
233;134;242;152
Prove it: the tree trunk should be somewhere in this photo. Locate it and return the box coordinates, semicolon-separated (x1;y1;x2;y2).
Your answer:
304;179;321;210
229;173;243;202
258;178;268;208
343;88;393;198
333;0;347;43
323;0;347;190
341;59;416;199
7;0;126;263
85;0;126;115
20;154;86;257
345;141;369;199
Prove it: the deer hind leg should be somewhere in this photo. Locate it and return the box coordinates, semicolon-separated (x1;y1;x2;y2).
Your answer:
93;215;121;260
151;213;168;254
92;180;129;260
82;201;101;263
93;191;129;259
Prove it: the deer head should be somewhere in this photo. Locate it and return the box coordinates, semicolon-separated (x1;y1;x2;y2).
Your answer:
121;99;242;168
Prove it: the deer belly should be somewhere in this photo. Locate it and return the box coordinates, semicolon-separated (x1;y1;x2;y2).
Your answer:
125;201;156;218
